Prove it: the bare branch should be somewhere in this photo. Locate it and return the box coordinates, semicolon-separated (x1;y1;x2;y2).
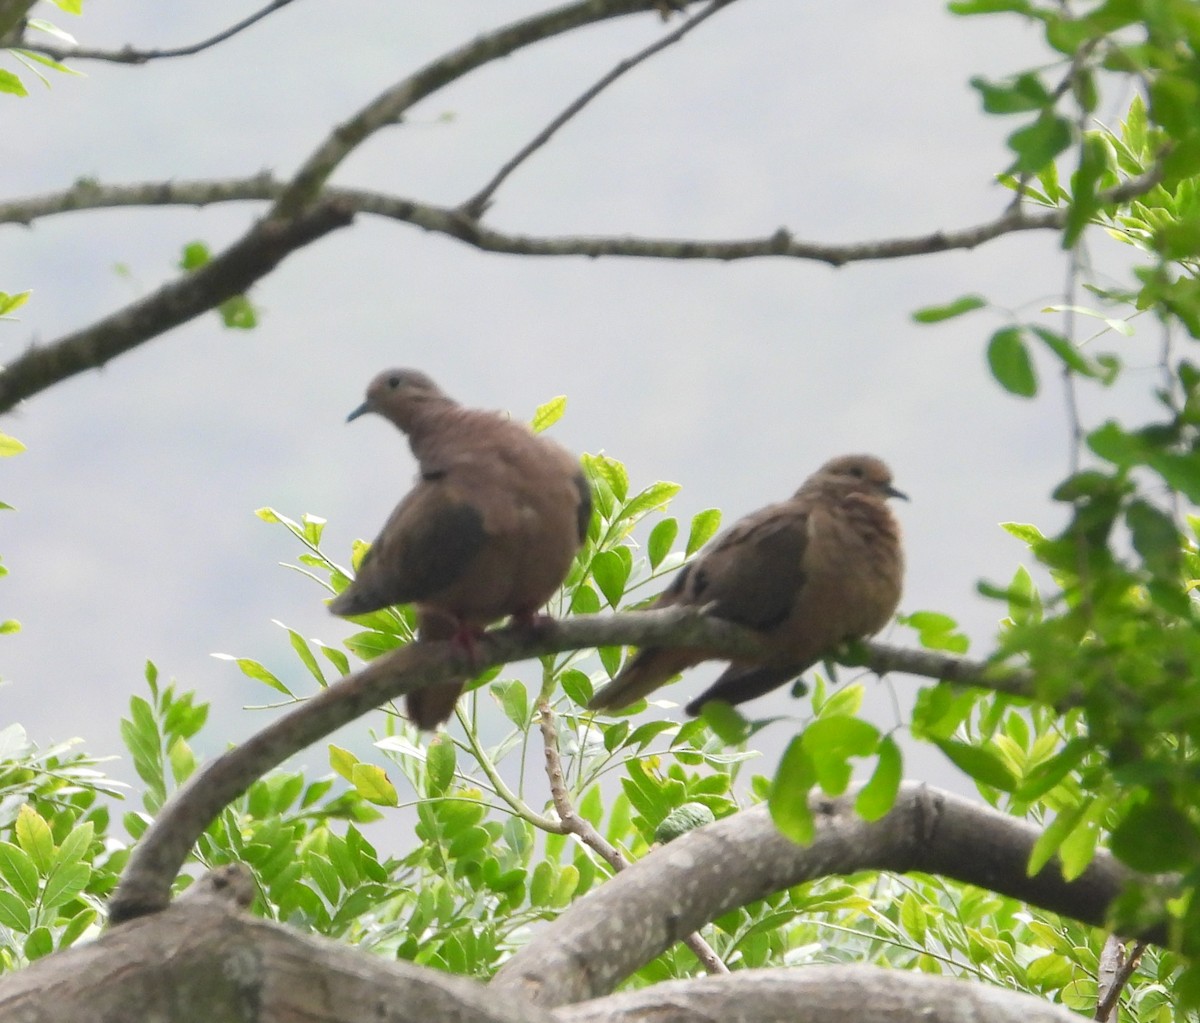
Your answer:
493;783;1169;1006
16;0;301;65
557;966;1090;1023
108;604;1033;925
272;0;705;217
538;704;729;975
0;163;1161;413
459;0;738;218
1094;937;1146;1022
0;199;354;414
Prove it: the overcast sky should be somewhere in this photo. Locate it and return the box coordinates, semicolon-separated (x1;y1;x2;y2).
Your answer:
2;2;1149;796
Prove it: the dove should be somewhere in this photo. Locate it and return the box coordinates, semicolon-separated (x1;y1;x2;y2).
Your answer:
587;454;904;715
330;369;592;728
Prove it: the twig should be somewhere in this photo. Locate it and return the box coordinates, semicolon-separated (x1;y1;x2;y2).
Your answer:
17;0;300;65
1094;936;1145;1022
107;603;1034;926
0;199;355;414
538;703;729;974
272;0;705;217
459;0;737;218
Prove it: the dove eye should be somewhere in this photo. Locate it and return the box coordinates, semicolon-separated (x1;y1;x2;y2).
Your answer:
848;465;866;479
387;375;402;389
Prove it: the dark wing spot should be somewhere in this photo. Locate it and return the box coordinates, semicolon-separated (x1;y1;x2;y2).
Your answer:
573;472;593;543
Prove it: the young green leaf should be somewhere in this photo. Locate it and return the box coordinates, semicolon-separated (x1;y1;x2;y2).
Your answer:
987;327;1038;397
855;735;903;820
769;736;817;844
531;395;566;433
912;294;987;323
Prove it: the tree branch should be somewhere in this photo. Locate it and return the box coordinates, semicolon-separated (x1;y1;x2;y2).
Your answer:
108;604;1034;925
538;703;729;975
0;199;354;414
493;783;1169;1006
556;966;1089;1023
458;0;737;218
272;0;706;217
15;0;301;64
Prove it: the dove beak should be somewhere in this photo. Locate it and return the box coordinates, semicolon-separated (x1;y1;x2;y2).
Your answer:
346;401;372;423
885;484;909;501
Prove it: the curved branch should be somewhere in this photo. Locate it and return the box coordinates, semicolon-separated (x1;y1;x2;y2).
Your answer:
0;199;355;414
555;966;1088;1023
108;604;1029;925
538;704;729;974
272;0;705;217
459;0;737;218
493;783;1168;1006
16;0;301;64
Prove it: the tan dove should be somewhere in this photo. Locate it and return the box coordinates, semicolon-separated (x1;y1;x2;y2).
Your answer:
587;455;905;716
330;369;592;728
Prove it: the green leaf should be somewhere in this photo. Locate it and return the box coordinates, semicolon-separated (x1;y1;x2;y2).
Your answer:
591;549;630;608
855;735;902;821
802;716;879;795
1147;452;1200;505
0;291;31;317
1007;113;1073;174
686;509;721;555
351;763;398;806
0;69;29;96
701;701;750;745
1017;737;1090;801
912;294;987;323
329;744;359;781
531;395;566;433
1029;326;1099;377
0;842;38;903
1110;798;1199;872
0;433;27;457
970;72;1050;115
619;482;681;524
769;736;817;844
494;679;529;728
178;240;211;271
935;739;1017;791
647;518;678;569
559;668;593;706
0;891;30;931
987;327;1038;397
14;805;53;872
41;861;90;910
1126;499;1181;578
212;655;293;697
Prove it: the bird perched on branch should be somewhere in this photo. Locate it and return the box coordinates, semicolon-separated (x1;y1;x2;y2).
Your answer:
587;454;905;716
330;369;592;729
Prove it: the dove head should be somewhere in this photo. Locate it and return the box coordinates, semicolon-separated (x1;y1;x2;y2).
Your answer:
346;369;453;432
806;454;908;502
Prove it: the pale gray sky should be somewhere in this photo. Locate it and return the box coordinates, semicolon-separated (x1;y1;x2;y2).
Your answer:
2;2;1139;792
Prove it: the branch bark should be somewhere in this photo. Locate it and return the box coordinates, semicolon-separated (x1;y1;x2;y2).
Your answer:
0;200;355;413
108;605;1029;924
493;782;1168;1006
555;966;1088;1023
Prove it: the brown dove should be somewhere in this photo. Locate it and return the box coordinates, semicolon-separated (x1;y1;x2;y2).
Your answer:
330;369;592;729
587;454;905;716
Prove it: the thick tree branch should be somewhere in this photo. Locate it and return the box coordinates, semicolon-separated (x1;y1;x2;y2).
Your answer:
108;604;1034;925
15;0;301;64
272;0;708;217
556;966;1088;1023
0;166;1164;413
0;200;354;414
493;782;1168;1006
459;0;736;218
0;888;1095;1023
538;704;729;975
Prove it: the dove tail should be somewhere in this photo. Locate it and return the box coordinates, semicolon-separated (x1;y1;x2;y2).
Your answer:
406;682;465;730
587;648;701;711
684;662;806;716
